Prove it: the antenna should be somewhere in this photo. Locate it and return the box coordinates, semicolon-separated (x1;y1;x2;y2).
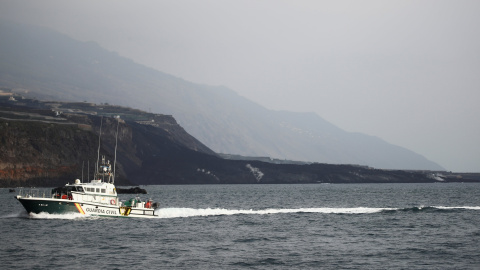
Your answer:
95;116;103;178
113;118;119;184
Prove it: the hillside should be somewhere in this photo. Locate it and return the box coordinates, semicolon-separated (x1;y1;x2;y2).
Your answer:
2;96;477;188
0;20;443;170
0;95;215;186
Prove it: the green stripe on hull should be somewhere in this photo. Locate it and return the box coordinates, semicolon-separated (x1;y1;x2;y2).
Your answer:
17;198;79;214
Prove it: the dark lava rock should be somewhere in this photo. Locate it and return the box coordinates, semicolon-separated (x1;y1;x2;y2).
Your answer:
116;187;147;194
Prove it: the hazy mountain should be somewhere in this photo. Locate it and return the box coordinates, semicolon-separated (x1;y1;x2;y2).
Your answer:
0;20;443;170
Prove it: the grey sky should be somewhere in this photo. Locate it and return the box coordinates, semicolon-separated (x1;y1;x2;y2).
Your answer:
1;0;479;172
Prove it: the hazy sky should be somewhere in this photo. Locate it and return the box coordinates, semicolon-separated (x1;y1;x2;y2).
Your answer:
1;0;479;172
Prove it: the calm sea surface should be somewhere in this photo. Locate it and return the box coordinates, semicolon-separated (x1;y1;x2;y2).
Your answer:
1;183;480;269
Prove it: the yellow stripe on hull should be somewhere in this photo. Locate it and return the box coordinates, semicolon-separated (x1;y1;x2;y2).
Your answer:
74;203;85;215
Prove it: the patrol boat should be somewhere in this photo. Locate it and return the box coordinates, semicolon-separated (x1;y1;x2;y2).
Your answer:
15;118;159;218
15;156;159;218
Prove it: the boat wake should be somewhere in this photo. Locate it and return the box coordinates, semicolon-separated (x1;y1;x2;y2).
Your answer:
6;206;479;220
156;207;391;219
29;212;100;220
433;206;480;210
155;206;480;219
397;206;480;212
0;211;28;219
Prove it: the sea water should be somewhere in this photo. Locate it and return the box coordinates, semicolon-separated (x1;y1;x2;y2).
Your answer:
1;183;480;269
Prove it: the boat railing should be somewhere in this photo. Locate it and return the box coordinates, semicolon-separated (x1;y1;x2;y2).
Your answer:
17;188;50;199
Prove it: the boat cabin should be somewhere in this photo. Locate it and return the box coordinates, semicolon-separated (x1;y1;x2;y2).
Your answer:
51;179;118;205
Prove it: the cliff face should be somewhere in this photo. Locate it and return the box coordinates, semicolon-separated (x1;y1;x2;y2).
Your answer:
0;97;216;187
1;97;477;188
0;120;100;186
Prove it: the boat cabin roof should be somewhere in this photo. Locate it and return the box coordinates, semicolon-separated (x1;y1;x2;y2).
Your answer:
61;179;117;195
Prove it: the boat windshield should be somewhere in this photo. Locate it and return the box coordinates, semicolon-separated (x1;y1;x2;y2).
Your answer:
52;186;84;194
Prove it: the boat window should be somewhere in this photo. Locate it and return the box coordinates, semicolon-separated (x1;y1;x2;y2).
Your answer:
77;187;84;192
96;188;100;193
101;189;106;193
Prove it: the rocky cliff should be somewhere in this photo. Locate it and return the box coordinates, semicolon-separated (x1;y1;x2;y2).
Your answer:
0;21;444;171
0;95;215;187
1;95;477;188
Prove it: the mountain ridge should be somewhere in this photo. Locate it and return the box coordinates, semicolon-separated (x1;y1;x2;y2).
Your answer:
0;20;443;170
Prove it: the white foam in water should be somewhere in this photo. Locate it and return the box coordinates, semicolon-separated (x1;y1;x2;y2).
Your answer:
433;206;480;210
0;212;28;219
9;206;479;220
29;212;98;220
156;207;398;219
